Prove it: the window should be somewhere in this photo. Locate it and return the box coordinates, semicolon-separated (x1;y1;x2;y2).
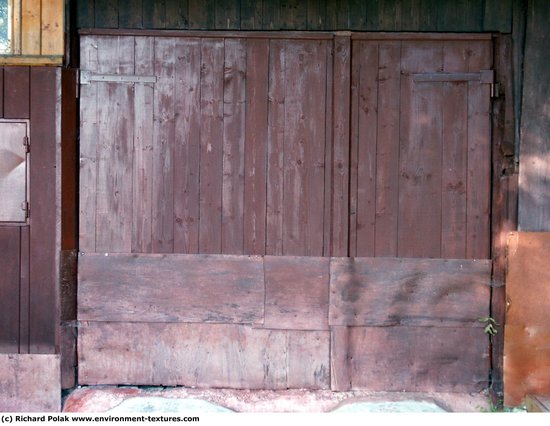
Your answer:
0;0;10;53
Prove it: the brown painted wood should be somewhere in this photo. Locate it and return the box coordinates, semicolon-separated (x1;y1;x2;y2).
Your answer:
264;256;329;331
466;40;492;259
199;38;224;254
0;68;4;117
0;227;20;353
322;40;334;257
0;354;60;411
329;257;491;327
95;36;135;253
3;67;30;119
347;326;489;392
132;36;155;253
173;38;201;254
29;67;59;354
18;226;30;354
265;39;285;256
60;321;77;389
330;326;351;391
78;253;265;324
79;36;99;253
78;322;330;389
243;39;268;255
221;39;246;255
505;233;550;406
331;35;350;257
398;41;444;258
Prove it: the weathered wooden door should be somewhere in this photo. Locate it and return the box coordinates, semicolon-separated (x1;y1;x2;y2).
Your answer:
78;32;493;392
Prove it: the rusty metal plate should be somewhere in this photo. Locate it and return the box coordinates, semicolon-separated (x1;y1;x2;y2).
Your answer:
0;121;28;222
504;232;550;406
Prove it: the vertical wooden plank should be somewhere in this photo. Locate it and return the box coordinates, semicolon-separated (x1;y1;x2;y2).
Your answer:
221;39;246;254
418;0;438;31
3;67;30;119
143;0;166;29
41;0;64;55
118;0;144;28
353;41;377;257
215;0;240;29
440;41;469;259
29;67;58;353
173;38;201;253
326;0;349;30
166;0;189;28
398;42;444;258
280;0;307;30
266;40;285;256
95;36;135;253
244;39;269;255
19;226;30;354
262;0;281;30
199;38;224;254
330;36;350;257
466;40;492;259
349;0;367;30
132;37;155;253
94;0;119;28
0;67;4;118
399;0;421;31
188;0;215;29
76;0;96;28
151;37;176;253
241;0;262;29
483;0;512;32
322;41;333;257
306;0;326;31
79;36;99;253
0;227;20;353
330;326;351;391
374;42;401;257
22;0;41;55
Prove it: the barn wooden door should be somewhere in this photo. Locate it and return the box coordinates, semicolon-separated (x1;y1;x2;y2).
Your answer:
77;32;493;392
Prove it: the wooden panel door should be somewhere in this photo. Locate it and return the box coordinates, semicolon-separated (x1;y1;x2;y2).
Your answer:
79;34;333;256
350;38;492;259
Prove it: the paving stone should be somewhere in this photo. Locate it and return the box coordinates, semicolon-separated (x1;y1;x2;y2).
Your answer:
332;400;446;413
107;397;233;413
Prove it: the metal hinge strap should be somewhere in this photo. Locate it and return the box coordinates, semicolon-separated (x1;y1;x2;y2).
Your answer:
413;69;495;83
80;70;157;85
21;201;29;218
23;136;30;153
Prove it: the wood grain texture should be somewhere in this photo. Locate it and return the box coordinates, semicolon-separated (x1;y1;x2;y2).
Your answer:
22;0;41;54
0;227;20;353
346;326;489;392
0;68;3;117
330;326;351;391
78;322;330;389
505;232;550;405
0;354;60;412
78;253;265;324
41;0;64;55
264;256;330;330
19;226;30;354
329;257;491;327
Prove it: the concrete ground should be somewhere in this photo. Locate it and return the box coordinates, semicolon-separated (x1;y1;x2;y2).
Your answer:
63;386;492;413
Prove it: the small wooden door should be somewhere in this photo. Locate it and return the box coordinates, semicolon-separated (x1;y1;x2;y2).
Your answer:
350;37;492;259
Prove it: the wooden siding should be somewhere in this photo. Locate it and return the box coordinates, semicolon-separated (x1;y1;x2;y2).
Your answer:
0;354;61;412
75;0;513;33
78;253;491;391
0;67;61;355
0;0;64;65
505;232;550;406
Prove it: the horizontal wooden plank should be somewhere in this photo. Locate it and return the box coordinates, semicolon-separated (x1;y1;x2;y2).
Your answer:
345;326;489;392
0;354;60;412
78;322;330;389
352;32;492;41
0;56;64;66
329;257;491;327
78;253;265;324
264;256;330;330
78;28;334;39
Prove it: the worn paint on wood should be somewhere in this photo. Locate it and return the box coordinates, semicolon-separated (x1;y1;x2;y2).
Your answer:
3;67;30;119
345;326;489;392
264;256;330;330
78;253;265;324
329;257;491;327
0;227;20;353
505;232;550;405
330;326;351;391
0;354;60;412
78;322;330;389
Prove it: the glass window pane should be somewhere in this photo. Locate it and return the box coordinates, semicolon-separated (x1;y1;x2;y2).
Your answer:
0;0;10;53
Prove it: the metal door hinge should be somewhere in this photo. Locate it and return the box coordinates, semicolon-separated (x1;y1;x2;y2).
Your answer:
80;70;157;85
21;201;29;218
490;83;501;98
23;136;30;153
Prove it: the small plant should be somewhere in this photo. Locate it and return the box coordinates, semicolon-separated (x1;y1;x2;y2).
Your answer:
479;316;499;336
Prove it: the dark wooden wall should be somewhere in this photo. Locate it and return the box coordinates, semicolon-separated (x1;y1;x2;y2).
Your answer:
74;0;513;33
0;67;59;355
